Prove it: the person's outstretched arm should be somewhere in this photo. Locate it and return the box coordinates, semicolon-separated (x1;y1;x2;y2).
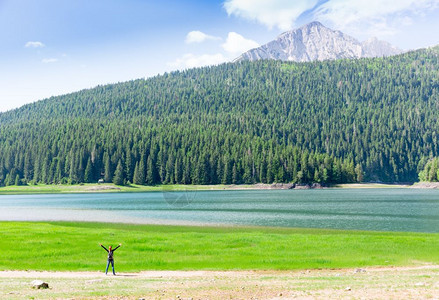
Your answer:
113;244;121;251
100;244;109;252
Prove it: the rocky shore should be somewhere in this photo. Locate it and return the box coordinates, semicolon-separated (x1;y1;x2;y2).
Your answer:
410;182;439;189
229;183;327;190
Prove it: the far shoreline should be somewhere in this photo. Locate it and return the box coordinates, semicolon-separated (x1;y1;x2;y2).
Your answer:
0;182;433;195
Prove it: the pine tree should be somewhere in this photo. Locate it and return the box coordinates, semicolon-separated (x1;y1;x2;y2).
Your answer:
133;161;145;185
4;174;11;186
133;162;140;184
55;159;62;184
146;155;155;185
125;145;133;183
41;155;49;184
355;164;364;182
84;158;93;183
322;168;329;182
104;152;112;183
23;152;32;181
313;170;321;183
232;163;238;184
259;162;266;183
222;157;231;184
77;152;85;183
243;160;252;183
266;162;273;183
138;158;146;184
182;156;191;184
113;160;124;186
174;157;182;184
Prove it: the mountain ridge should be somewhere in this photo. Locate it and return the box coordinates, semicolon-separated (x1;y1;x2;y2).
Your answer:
236;21;403;62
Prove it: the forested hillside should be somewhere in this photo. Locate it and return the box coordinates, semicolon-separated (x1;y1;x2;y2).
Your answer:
0;46;438;185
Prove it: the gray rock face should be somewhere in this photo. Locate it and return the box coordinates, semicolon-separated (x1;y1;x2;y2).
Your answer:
236;21;403;62
361;37;402;58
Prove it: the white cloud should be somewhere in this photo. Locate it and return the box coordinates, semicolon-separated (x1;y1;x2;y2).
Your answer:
222;32;259;55
25;41;45;48
168;53;227;69
224;0;439;39
169;31;259;69
224;0;318;30
314;0;439;37
42;58;58;63
186;31;221;43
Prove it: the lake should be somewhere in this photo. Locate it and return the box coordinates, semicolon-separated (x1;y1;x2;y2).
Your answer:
1;188;439;232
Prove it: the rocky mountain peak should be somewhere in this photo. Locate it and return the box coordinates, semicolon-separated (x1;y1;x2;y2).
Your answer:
236;22;403;62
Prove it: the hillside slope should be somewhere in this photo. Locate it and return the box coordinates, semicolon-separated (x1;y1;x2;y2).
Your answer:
0;46;438;185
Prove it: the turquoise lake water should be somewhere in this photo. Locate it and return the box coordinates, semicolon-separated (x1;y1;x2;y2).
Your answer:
1;188;439;232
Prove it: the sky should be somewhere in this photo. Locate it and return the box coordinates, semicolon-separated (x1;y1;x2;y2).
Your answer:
1;0;439;112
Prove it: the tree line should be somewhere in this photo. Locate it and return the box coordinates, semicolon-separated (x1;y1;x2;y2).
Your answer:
418;157;439;182
0;46;438;185
0;119;359;185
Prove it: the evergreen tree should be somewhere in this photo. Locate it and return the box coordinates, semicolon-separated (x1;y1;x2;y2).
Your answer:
174;157;182;184
55;159;63;184
222;157;231;184
84;158;93;183
133;161;145;185
146;155;155;185
355;164;364;183
232;163;238;184
113;160;124;186
125;145;133;183
104;152;112;183
313;170;321;183
322;168;329;182
4;174;11;186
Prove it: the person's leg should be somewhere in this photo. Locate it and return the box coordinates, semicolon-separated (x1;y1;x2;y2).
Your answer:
111;260;115;275
105;260;110;274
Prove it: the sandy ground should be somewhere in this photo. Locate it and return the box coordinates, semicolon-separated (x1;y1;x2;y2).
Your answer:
1;265;439;299
411;182;439;189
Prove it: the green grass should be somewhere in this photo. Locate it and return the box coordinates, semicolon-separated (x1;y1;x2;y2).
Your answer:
0;183;258;194
0;182;411;195
0;222;438;271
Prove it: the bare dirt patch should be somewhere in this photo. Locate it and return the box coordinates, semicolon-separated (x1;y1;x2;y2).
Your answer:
411;182;439;189
84;185;122;191
1;265;438;299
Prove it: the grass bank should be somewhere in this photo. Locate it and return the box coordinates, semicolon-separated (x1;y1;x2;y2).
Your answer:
0;222;438;271
0;183;238;194
0;182;411;194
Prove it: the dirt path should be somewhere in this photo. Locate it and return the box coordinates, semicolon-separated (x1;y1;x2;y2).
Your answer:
1;265;439;299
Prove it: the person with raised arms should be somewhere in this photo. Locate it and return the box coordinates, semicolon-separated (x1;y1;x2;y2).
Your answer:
100;243;121;275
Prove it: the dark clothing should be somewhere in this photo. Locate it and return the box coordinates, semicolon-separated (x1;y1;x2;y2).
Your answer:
106;259;115;275
101;245;120;261
101;245;120;275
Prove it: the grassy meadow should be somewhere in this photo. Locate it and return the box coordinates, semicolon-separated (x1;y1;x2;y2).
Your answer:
0;183;264;194
0;182;412;195
0;222;438;271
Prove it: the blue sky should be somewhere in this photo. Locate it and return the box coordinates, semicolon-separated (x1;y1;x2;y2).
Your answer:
1;0;439;112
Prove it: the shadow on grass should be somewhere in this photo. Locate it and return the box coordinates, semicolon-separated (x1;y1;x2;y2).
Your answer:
115;274;138;277
122;184;140;189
